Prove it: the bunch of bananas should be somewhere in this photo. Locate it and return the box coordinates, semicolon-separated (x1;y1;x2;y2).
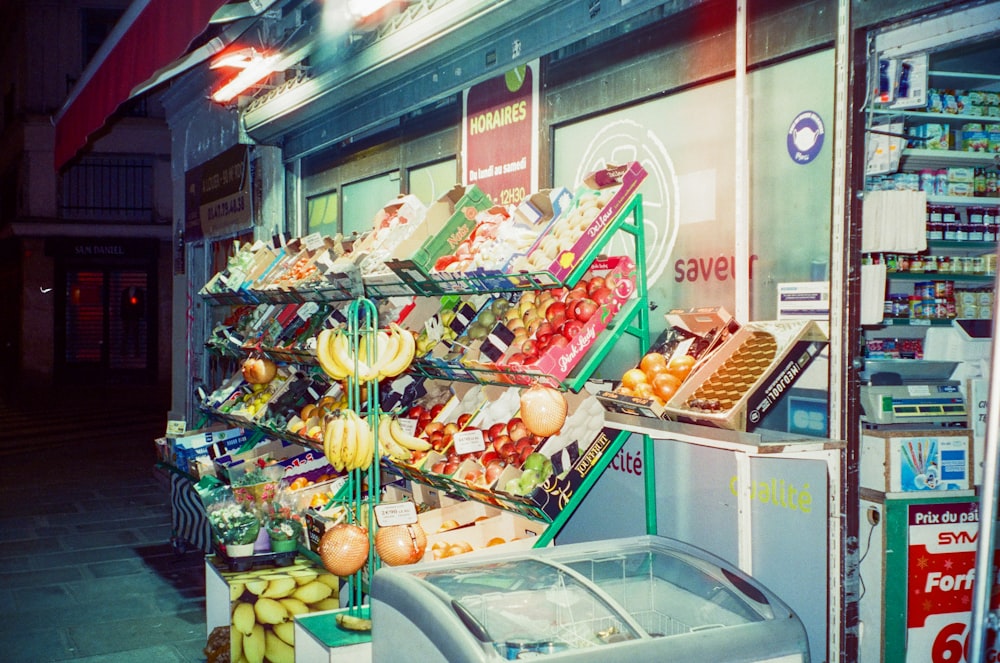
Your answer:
377;414;432;462
315;323;416;383
322;409;375;472
229;565;339;663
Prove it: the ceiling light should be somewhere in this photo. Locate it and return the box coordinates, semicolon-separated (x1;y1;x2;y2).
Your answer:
210;47;281;103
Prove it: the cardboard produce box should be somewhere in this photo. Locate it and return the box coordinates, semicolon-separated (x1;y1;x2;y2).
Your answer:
662;320;829;431
384;184;493;292
506;162;647;286
861;430;973;493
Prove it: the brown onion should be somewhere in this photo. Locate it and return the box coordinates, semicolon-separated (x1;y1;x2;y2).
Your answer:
519;384;568;437
375;523;428;566
319;523;370;576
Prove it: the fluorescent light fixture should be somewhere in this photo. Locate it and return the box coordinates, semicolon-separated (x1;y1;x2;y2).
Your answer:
346;0;398;20
210;47;281;103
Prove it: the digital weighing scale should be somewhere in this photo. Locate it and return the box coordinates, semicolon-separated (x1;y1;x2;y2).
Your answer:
859;360;967;428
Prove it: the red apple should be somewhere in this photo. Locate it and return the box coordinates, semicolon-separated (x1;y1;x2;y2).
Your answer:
457;413;473;428
423;421;444;436
430;403;445;418
431;460;447;473
492;434;512;453
586;275;606;296
488;422;507;440
590;286;613;305
560;319;584;340
545;301;567;324
566;285;588;302
485;459;506;483
444;422;459;436
480;450;500;466
443;460;459;475
516;437;535;453
520;339;538;357
572;298;599;322
407;405;427;419
549;335;569;349
429;431;446;450
508;420;528;442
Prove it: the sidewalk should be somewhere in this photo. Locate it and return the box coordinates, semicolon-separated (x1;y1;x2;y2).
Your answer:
0;384;208;662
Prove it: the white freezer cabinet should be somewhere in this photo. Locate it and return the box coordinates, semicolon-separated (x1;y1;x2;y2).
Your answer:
369;535;810;662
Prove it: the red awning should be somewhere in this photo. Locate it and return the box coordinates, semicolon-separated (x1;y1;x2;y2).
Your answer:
53;0;229;171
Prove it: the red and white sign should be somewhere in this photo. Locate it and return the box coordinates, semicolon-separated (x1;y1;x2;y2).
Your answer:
462;62;539;205
906;502;999;663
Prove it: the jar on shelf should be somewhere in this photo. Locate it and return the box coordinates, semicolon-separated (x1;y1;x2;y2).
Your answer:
955;223;969;242
969;206;985;225
968;223;984;242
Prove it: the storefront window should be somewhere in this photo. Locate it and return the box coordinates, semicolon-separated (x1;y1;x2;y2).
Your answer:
306;190;338;236
408;159;457;206
342;172;399;238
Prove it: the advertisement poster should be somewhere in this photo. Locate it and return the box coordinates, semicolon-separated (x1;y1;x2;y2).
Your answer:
907;501;999;662
184;144;252;241
462;61;538;204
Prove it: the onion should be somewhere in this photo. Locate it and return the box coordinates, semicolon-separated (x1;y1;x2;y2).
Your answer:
375;523;428;566
519;384;568;437
242;357;278;384
319;523;370;576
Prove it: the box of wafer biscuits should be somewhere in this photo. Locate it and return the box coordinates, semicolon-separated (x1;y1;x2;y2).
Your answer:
662;320;828;431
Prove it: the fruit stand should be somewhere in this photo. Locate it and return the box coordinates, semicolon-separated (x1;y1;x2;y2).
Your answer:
186;161;831;661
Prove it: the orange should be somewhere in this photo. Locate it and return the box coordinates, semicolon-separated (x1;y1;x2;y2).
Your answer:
621;368;649;390
639;352;668;376
667;354;696;381
652;373;681;401
633;382;656;400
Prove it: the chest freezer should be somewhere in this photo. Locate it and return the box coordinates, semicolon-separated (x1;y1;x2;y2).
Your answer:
370;535;809;662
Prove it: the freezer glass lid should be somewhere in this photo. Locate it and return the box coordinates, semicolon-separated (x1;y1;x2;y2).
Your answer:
413;544;772;651
417;558;644;649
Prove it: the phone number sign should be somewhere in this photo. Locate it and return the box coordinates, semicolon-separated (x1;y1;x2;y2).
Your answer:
907;502;998;662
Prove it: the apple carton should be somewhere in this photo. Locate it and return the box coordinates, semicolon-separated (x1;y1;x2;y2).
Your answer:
384;184;493;294
506;162;647;286
494;426;627;521
480;256;637;386
469;187;573;290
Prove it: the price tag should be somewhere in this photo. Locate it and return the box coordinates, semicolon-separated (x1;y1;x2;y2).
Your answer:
396;417;418;436
424;315;445;343
302;232;325;251
166;420;186;436
453;428;486;455
374;501;419;527
297;301;320;320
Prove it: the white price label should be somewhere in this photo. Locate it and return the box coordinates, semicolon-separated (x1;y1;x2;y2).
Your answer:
166;420;186;436
453;429;486;455
396;417;418;436
374;501;419;526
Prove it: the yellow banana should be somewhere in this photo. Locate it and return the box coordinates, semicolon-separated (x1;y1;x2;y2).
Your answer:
232;601;256;636
253;597;289;625
354;415;374;471
273;620;296;646
231;627;243;661
244;579;268;596
262;577;297;599
380;323;416;378
375;329;401;379
314;328;336;378
293;580;334;604
265;630;296;663
339;411;359;471
243;623;265;663
389;415;432;452
332;331;377;382
336;612;373;631
378;414;412;461
278;597;310;617
323;414;346;471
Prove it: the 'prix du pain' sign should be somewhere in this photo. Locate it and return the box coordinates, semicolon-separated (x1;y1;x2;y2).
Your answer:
462;62;538;205
906;501;999;663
